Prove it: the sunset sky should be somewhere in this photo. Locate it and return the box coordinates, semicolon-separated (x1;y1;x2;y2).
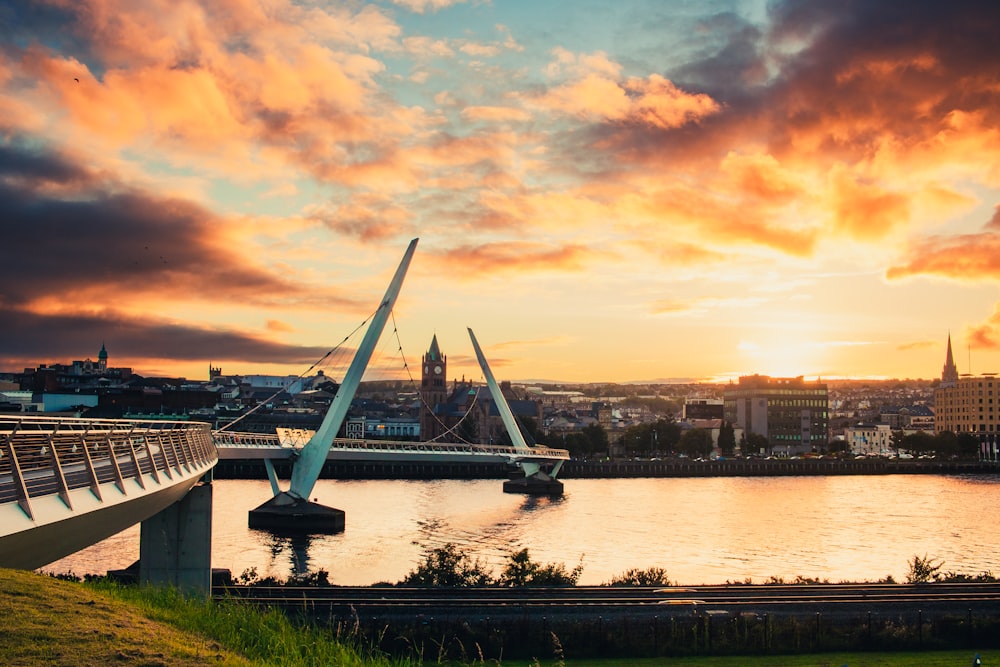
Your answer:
3;0;1000;385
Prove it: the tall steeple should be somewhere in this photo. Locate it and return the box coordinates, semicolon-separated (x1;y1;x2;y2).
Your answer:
421;335;448;441
98;342;108;372
942;333;959;386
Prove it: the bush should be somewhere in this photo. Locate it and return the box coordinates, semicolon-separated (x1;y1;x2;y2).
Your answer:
497;548;583;587
399;544;583;587
906;553;943;583
604;567;672;587
399;543;492;587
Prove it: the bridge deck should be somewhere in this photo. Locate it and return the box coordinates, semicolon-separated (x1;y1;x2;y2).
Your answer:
0;415;218;570
213;429;570;463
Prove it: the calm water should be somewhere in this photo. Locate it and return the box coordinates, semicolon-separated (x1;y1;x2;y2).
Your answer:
45;475;1000;586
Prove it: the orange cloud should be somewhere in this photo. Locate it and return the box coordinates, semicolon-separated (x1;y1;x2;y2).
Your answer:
307;193;416;241
968;304;1000;350
719;152;804;203
536;72;719;129
827;165;910;240
637;183;818;257
435;242;597;275
886;232;1000;282
897;339;936;351
6;0;411;188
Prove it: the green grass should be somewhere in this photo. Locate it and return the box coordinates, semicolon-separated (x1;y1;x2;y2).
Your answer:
0;568;407;667
2;568;994;666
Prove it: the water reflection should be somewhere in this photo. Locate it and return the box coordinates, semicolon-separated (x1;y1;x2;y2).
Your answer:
46;475;1000;586
518;494;565;513
256;530;315;579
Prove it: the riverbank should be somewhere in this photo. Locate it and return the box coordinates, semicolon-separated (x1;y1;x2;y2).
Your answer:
213;457;999;481
0;568;400;667
3;568;994;666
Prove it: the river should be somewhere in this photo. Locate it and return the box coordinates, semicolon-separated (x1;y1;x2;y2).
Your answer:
44;474;1000;586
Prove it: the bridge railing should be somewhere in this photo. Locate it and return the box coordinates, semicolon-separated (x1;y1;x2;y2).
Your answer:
0;415;217;520
213;430;569;460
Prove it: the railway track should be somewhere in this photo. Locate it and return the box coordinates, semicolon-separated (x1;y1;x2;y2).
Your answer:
214;582;1000;620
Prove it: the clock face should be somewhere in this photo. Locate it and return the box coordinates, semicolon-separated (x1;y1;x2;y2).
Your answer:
424;365;428;374
434;365;442;375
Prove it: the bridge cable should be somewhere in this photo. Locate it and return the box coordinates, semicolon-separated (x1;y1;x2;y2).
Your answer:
389;311;482;445
215;309;377;433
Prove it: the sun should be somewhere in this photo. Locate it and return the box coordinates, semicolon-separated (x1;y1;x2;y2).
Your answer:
737;335;827;379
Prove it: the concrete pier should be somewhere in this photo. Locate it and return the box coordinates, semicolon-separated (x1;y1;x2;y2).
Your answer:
503;471;564;496
139;481;213;595
247;491;345;533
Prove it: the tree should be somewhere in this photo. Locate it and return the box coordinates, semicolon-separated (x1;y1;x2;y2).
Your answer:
518;415;545;445
901;431;935;456
456;413;479;444
605;567;672;587
581;423;609;455
679;428;714;458
955;432;980;459
400;543;492;587
744;432;769;456
906;553;943;584
890;429;904;457
717;421;736;456
496;548;583;587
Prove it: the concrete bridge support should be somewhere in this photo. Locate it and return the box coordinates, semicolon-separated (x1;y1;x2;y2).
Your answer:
139;480;213;595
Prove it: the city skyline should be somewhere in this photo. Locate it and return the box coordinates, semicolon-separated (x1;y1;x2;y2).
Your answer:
3;1;1000;384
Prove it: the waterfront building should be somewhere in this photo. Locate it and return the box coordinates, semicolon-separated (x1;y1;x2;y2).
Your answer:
933;334;999;459
843;423;893;457
723;375;829;455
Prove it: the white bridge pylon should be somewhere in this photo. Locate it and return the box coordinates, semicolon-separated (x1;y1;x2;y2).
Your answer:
219;237;568;519
467;327;564;482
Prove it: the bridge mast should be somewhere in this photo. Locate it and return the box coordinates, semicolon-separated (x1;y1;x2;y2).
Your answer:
249;238;418;532
467;328;564;495
288;238;419;501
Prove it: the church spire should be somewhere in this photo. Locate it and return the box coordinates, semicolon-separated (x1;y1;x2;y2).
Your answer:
942;332;959;386
427;334;442;361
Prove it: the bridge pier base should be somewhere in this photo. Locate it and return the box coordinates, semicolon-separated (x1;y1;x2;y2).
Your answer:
139;481;213;596
503;471;564;496
248;491;345;534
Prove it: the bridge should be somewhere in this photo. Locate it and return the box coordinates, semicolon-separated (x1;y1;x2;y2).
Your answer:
0;415;217;589
224;239;569;532
0;238;568;588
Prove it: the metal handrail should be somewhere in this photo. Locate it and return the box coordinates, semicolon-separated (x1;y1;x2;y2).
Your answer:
0;416;218;519
212;430;570;460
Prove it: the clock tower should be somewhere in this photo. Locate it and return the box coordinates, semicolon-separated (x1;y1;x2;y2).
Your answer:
421;335;448;440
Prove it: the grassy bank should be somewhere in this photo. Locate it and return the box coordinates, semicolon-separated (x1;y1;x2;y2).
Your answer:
1;568;995;666
0;568;403;666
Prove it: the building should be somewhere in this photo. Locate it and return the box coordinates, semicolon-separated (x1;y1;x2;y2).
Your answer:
933;334;999;459
843;423;893;457
420;335;450;441
723;375;829;455
418;335;542;446
683;398;724;420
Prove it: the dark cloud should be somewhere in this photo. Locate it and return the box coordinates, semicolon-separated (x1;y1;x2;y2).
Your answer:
573;0;1000;169
0;305;333;368
0;142;313;308
0;143;92;187
666;12;767;99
